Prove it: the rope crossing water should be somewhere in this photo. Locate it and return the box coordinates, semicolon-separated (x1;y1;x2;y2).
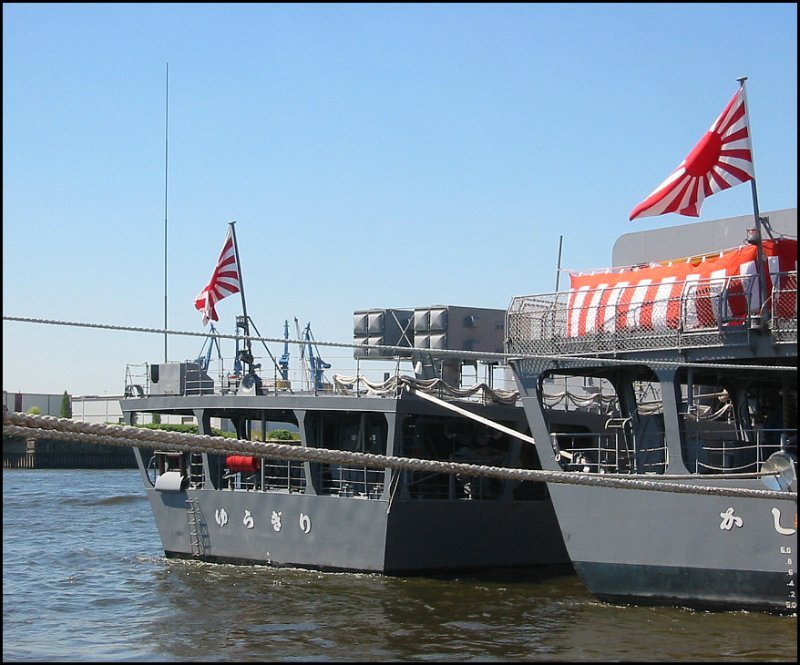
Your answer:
4;409;795;501
4;314;796;373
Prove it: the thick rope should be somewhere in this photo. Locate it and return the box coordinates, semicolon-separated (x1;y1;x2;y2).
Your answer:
4;315;795;373
4;409;794;501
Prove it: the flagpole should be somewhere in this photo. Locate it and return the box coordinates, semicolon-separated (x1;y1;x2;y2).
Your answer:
228;220;254;373
736;76;770;323
554;234;564;292
163;63;170;362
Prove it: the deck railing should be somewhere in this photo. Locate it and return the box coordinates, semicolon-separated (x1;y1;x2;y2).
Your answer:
549;426;797;475
508;270;797;357
125;360;519;405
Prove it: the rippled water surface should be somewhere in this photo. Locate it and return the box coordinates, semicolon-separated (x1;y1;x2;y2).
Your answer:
3;469;796;661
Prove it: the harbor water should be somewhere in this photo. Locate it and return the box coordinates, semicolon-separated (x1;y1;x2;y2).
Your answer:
3;469;797;662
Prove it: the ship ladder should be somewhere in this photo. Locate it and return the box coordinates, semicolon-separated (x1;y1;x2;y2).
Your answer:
188;452;204;487
605;417;635;473
186;497;204;557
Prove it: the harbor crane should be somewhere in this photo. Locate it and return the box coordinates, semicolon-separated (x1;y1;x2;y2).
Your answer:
196;323;223;373
294;317;331;391
279;319;290;381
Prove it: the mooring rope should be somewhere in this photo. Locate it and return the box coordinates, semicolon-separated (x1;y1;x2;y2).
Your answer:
4;409;795;501
3;315;795;373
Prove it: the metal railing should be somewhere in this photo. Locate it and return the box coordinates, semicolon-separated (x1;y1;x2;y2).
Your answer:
551;430;668;475
321;464;385;498
549;427;797;476
221;459;307;492
508;270;797;356
685;427;797;475
262;459;307;492
125;358;520;404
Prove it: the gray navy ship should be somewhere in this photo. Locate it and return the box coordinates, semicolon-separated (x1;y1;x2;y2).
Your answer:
120;305;574;574
506;209;797;614
121;209;796;614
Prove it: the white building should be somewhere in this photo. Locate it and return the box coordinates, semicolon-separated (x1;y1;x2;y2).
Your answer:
69;394;126;425
3;391;67;417
4;390;185;426
71;394;202;427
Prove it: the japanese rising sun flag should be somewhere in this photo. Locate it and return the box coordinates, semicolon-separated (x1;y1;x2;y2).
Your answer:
630;88;754;220
194;226;241;325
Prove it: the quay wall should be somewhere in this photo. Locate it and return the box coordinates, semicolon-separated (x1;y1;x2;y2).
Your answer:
3;391;137;469
3;436;136;469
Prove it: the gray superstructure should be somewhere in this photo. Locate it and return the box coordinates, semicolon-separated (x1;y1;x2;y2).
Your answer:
506;213;797;614
121;305;572;574
612;207;796;265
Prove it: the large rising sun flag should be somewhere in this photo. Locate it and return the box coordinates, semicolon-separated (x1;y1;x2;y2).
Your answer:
630;88;754;220
194;226;242;325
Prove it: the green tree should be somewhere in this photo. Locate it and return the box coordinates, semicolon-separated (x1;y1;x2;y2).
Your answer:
268;429;300;441
26;406;41;415
151;412;162;425
60;391;72;418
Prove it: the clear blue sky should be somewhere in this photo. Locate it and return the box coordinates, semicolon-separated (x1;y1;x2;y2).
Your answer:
3;3;797;397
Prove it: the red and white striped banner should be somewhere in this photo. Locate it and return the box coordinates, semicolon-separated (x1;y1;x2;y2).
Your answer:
567;238;796;337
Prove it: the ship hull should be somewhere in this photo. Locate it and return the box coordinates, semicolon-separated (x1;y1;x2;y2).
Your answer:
145;484;569;573
544;481;797;614
124;385;575;575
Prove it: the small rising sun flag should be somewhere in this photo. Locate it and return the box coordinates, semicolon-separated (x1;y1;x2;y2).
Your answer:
630;87;754;221
194;226;241;325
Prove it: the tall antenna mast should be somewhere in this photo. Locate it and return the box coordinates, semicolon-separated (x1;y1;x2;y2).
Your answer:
163;62;170;362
